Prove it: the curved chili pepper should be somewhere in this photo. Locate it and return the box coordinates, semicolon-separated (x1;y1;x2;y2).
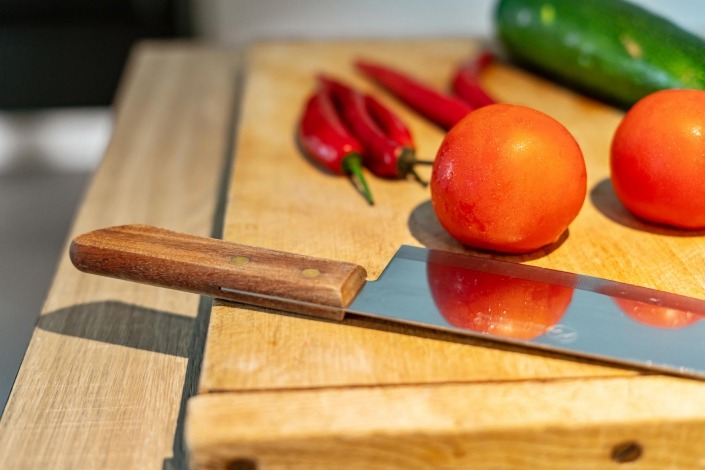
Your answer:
362;92;414;148
319;75;433;186
355;59;474;130
451;51;497;108
298;84;374;205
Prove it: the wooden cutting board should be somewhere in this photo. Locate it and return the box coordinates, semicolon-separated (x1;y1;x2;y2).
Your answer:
186;39;705;469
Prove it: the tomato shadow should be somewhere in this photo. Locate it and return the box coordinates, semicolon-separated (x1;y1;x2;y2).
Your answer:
590;178;705;237
407;199;569;262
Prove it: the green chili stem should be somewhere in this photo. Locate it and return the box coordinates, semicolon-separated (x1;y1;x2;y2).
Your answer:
409;168;429;187
342;153;374;205
397;147;433;187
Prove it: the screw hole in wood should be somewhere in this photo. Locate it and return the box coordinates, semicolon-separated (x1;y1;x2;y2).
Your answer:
611;441;643;463
226;458;257;470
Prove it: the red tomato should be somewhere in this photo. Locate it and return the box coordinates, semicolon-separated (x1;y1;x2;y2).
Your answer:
611;89;705;229
430;104;587;253
427;256;573;340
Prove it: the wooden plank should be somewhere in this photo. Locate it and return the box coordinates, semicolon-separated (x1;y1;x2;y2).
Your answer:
0;42;240;469
200;303;629;392
187;375;705;469
190;39;705;467
198;39;635;395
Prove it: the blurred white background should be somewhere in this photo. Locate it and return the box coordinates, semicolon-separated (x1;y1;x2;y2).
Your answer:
193;0;705;45
1;0;702;414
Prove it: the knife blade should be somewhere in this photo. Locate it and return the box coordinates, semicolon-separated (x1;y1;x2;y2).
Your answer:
70;224;705;379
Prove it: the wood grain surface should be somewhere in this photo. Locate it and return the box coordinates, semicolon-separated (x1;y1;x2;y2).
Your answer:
70;224;366;319
0;43;240;469
188;375;705;470
188;39;705;469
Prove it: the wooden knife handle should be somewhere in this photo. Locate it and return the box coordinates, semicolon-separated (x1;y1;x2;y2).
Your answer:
69;224;367;320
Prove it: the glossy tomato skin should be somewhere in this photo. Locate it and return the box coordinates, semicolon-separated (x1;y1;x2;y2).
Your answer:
611;89;705;229
430;103;587;253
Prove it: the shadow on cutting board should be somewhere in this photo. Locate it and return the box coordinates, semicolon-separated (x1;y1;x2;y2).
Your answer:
591;178;705;237
407;199;569;262
37;301;194;357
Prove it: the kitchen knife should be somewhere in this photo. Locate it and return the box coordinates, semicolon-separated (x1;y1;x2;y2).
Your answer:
70;224;705;379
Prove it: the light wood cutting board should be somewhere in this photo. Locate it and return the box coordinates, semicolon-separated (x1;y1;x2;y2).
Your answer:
186;39;705;469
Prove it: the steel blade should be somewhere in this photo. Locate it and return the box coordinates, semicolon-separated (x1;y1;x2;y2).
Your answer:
348;245;705;378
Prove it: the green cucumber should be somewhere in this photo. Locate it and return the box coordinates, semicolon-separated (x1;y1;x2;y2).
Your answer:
495;0;705;107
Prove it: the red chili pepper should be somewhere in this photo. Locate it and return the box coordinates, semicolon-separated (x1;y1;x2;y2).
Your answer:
355;60;474;130
319;75;433;185
298;84;374;205
361;91;414;149
451;52;497;108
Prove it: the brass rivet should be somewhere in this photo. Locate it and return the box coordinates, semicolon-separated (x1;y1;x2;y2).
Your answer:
301;268;320;278
231;256;250;266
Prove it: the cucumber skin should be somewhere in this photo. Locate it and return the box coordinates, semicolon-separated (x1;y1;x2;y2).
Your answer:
495;0;705;107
